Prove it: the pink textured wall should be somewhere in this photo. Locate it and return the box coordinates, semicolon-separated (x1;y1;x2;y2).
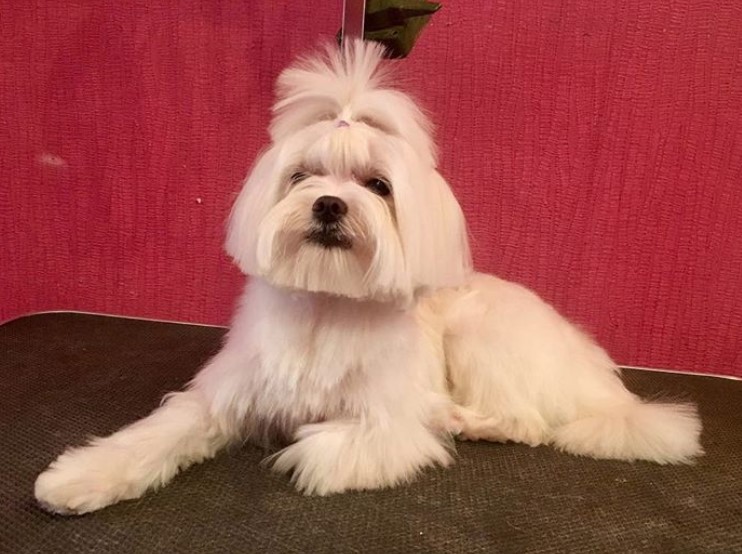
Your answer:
2;1;741;375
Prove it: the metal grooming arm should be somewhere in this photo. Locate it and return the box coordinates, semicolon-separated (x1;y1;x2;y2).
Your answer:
341;0;367;45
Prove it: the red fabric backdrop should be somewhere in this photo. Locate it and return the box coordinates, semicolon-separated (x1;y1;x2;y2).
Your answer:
2;1;741;375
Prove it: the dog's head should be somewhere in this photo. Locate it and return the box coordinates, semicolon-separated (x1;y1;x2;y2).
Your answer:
227;40;471;304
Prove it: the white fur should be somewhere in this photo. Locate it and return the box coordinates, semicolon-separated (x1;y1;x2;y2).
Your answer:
35;40;702;515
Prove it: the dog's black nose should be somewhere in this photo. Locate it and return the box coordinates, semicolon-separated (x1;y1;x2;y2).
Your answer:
312;195;348;224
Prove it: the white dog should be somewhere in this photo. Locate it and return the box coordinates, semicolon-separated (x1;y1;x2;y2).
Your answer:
35;40;702;515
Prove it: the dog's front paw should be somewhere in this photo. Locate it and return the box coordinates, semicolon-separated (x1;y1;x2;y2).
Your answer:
270;420;450;495
271;428;351;496
35;446;134;515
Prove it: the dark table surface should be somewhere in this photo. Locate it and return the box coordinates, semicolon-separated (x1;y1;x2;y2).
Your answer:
2;313;740;553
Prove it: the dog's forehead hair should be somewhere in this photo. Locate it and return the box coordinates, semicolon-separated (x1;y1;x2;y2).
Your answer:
297;122;394;179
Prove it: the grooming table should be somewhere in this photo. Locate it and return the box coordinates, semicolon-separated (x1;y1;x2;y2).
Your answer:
2;313;740;553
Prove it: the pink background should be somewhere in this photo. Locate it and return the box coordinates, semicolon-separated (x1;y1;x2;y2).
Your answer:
2;1;741;376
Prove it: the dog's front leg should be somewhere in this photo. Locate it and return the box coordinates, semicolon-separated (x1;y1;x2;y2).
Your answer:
34;351;244;515
271;413;452;495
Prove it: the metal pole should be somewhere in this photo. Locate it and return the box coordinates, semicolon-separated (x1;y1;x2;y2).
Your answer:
341;0;366;45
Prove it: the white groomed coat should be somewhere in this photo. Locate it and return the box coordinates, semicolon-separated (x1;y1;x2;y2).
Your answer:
36;40;702;515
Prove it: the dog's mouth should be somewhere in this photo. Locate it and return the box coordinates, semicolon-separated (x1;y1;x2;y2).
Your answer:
305;226;353;250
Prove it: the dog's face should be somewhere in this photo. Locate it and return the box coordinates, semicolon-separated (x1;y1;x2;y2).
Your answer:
227;41;471;304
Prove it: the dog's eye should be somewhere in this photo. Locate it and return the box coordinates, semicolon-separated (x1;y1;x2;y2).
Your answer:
364;178;391;197
290;171;310;184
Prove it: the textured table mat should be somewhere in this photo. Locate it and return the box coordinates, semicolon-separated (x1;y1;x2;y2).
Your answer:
1;313;740;553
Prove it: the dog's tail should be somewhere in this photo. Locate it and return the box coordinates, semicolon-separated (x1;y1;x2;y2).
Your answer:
551;398;703;464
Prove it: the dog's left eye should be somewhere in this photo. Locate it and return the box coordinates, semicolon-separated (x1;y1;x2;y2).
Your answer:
290;171;310;184
364;178;391;197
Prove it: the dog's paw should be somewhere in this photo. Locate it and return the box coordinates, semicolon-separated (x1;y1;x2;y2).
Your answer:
450;405;545;447
270;430;350;496
35;446;134;515
270;420;448;495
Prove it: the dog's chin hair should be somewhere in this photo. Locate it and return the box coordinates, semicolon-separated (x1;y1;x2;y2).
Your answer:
266;243;374;299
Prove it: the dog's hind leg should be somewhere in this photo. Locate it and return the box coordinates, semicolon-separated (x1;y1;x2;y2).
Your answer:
438;274;702;464
448;404;546;447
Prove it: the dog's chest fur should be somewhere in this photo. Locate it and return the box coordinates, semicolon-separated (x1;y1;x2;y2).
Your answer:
236;280;433;443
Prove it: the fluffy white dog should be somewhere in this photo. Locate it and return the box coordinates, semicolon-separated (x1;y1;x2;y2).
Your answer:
35;40;702;515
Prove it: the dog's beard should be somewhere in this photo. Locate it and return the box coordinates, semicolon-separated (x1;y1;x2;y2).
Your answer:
254;190;410;302
305;223;353;250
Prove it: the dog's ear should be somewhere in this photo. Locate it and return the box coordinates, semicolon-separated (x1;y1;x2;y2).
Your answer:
395;168;472;291
225;147;280;275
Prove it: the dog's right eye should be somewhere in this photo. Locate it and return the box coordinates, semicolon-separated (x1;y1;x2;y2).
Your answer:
364;178;391;197
290;171;310;184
